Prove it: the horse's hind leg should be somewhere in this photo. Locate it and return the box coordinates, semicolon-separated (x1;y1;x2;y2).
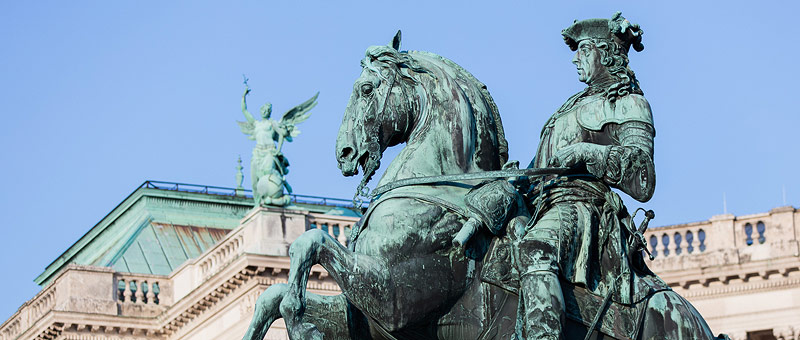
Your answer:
242;283;358;340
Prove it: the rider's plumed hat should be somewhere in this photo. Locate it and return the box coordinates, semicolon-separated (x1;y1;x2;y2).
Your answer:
562;12;644;54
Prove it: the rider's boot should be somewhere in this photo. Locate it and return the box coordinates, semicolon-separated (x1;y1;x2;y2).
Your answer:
518;271;565;340
514;236;565;340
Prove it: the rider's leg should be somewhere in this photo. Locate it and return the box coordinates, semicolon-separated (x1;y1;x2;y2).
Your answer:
514;209;565;340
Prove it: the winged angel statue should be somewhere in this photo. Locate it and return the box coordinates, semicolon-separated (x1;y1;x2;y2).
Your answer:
238;80;318;207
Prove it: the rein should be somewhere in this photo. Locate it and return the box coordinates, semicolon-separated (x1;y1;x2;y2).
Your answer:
352;70;398;207
370;167;569;200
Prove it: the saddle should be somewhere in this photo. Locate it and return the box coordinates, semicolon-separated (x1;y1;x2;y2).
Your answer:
481;231;671;339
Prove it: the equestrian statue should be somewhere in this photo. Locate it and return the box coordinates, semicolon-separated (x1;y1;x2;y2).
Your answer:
242;13;730;340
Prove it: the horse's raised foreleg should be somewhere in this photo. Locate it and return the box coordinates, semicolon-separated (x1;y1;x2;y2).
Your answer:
242;283;288;340
280;229;387;339
243;283;360;340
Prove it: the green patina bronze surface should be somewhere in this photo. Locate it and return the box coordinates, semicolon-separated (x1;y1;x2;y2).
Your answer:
238;77;318;207
242;14;730;340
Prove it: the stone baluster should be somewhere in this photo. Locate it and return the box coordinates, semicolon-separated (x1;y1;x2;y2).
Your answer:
673;232;683;256
327;223;335;238
774;326;798;340
667;233;678;257
134;281;145;304
146;282;156;305
337;224;348;245
684;231;691;255
122;280;132;303
698;228;707;252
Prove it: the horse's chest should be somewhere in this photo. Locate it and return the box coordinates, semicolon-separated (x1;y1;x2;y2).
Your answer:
353;198;462;258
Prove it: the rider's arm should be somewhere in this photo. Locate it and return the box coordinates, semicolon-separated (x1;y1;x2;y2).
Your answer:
549;95;655;202
604;120;655;202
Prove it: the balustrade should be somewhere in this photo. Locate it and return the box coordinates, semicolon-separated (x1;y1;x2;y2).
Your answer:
117;277;161;305
198;233;244;278
647;227;708;259
307;216;355;246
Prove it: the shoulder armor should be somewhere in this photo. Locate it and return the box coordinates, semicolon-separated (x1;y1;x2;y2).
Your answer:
577;94;654;132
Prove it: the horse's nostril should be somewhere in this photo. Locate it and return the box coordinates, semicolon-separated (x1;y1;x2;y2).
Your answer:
340;147;354;160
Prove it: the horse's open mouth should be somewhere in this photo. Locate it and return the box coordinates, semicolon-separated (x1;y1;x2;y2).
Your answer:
339;150;370;177
356;152;369;174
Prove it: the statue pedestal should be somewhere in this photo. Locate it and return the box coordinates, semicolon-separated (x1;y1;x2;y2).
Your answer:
240;206;309;257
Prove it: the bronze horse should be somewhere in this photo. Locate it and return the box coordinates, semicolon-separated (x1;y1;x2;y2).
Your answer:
242;33;727;340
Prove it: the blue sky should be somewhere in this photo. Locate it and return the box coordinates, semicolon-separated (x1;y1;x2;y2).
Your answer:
1;1;798;321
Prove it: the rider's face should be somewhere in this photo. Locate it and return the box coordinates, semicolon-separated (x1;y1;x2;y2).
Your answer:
572;40;610;85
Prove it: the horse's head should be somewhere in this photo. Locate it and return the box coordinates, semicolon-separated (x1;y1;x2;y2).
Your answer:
337;32;509;205
336;31;421;179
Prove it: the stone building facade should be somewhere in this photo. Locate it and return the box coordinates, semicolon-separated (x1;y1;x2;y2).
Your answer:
0;182;357;340
1;181;798;339
644;206;800;340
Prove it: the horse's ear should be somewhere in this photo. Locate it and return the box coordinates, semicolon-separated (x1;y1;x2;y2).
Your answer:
391;30;402;50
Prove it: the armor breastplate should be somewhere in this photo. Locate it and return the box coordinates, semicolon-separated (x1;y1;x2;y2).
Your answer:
533;93;653;169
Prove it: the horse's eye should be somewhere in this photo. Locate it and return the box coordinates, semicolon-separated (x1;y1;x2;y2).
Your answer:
361;83;374;96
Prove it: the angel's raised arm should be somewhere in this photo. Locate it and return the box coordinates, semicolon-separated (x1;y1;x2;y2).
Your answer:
241;86;256;123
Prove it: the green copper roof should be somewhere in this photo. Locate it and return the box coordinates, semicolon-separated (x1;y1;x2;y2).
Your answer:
110;223;229;275
35;181;361;286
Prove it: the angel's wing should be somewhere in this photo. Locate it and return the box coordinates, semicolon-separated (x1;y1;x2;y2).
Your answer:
280;92;319;127
237;121;256;140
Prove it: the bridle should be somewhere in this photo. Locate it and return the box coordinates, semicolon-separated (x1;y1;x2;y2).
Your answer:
351;67;398;207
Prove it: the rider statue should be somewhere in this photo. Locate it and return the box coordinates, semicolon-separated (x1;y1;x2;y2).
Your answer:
514;13;655;339
238;79;318;207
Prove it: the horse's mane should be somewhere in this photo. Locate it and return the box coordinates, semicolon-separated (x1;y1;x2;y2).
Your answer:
405;50;509;169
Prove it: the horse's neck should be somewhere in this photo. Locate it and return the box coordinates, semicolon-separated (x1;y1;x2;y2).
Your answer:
377;97;476;187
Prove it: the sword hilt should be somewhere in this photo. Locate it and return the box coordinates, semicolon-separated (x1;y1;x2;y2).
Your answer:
631;209;656;260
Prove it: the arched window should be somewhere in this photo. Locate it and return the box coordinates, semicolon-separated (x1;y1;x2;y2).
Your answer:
698;229;706;252
661;233;670;257
650;235;658;258
756;221;766;244
685;231;694;253
674;232;683;255
744;223;753;246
